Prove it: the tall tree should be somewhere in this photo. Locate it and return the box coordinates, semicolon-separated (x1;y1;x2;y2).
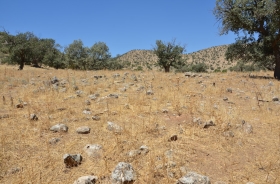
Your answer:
214;0;280;79
88;42;111;70
0;31;36;70
64;40;88;70
153;39;186;72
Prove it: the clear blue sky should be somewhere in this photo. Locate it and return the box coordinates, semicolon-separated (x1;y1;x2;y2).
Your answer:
0;0;237;57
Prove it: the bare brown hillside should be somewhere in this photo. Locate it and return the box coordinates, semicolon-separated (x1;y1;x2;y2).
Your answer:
116;45;235;71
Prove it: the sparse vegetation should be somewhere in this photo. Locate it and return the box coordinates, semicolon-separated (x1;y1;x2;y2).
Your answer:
0;65;279;183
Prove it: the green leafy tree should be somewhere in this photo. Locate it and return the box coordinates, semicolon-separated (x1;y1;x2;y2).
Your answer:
0;31;61;69
153;39;186;72
214;0;280;79
64;39;89;70
0;31;37;69
88;42;111;70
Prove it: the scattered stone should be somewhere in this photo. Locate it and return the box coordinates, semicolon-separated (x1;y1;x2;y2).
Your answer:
83;144;102;157
51;76;59;84
139;145;149;154
76;126;91;134
226;88;232;93
136;86;144;91
162;109;168;113
113;73;120;78
223;97;228;101
49;137;61;144
107;122;123;133
128;150;141;157
83;109;92;115
85;100;91;105
7;167;20;174
111;162;136;184
184;72;192;77
30;114;38;121
76;90;84;96
242;120;253;134
92;116;100;121
88;94;99;100
16;103;24;108
93;75;103;79
73;175;98;184
57;107;67;111
131;74;138;81
203;120;215;128
50;124;68;132
272;97;279;101
108;94;119;98
63;154;82;168
177;172;210;184
268;81;274;86
146;89;154;95
0;114;9;119
168;135;178;141
223;131;234;137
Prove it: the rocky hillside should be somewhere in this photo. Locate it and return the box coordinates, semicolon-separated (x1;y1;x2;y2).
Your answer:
116;45;235;71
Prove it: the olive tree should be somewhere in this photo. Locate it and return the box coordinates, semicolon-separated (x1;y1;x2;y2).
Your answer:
153;39;186;72
214;0;280;79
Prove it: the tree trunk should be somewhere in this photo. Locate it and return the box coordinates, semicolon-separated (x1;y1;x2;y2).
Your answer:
273;47;280;79
164;65;170;72
19;53;25;70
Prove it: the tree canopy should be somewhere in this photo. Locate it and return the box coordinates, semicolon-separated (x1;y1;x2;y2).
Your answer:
214;0;280;78
153;39;186;72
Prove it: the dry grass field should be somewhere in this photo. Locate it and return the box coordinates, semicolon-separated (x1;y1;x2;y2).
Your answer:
0;65;279;183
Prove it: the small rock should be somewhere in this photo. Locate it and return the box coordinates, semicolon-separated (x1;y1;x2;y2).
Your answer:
50;124;68;132
76;126;91;134
177;172;211;184
107;122;123;133
113;73;120;78
168;135;178;141
30;114;38;121
73;175;98;184
242;120;253;134
8;167;20;174
226;88;232;93
246;182;255;184
128;150;141;157
139;145;149;154
111;162;135;184
92;116;100;121
272;97;279;101
223;131;234;137
214;182;227;184
63;154;82;168
51;76;59;84
203;120;215;128
85;100;91;105
223;97;228;101
184;72;192;77
83;110;92;115
83;144;102;157
162;109;168;113
16;104;24;108
49;138;61;144
88;94;99;100
59;88;67;93
76;90;84;96
146;89;154;95
108;94;119;98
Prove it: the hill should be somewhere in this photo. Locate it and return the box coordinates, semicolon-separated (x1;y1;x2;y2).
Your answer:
116;45;235;71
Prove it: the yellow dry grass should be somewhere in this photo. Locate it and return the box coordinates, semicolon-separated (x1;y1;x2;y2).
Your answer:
0;65;279;184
